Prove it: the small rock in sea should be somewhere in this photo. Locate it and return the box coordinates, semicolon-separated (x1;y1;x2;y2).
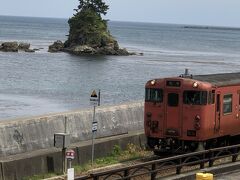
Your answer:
25;49;35;53
48;40;64;52
33;48;40;51
1;42;18;52
18;43;30;50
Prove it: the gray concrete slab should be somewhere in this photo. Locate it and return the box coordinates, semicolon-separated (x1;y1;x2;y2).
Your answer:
0;101;144;157
216;170;240;180
161;161;240;180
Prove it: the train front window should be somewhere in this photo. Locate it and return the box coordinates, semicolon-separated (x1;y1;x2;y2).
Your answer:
168;93;179;106
183;91;207;105
208;90;215;104
145;88;163;102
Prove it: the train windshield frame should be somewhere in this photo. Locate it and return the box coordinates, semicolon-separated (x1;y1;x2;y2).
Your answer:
183;90;207;105
145;88;163;102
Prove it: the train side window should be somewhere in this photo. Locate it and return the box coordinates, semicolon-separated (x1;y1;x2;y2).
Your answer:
223;94;232;114
145;88;163;102
239;93;240;111
208;91;212;104
212;90;215;104
183;91;207;105
216;94;220;112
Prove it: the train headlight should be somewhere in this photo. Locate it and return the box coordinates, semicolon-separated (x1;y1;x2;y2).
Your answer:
151;80;156;85
193;82;198;88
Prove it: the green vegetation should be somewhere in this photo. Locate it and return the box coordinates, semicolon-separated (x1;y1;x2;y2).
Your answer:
74;143;151;175
77;0;109;15
65;0;116;49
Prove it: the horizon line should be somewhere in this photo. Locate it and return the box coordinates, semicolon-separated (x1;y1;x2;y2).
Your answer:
1;14;240;29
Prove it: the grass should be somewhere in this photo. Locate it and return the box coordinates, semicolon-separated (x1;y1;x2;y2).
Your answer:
74;143;151;176
23;144;151;179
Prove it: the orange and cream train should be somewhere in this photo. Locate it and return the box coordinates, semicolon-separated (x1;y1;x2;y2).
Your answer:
144;70;240;154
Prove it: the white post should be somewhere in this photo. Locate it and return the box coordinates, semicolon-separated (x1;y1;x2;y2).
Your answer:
63;116;67;174
91;105;96;166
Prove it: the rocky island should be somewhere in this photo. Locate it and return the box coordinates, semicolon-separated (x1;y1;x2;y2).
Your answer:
49;0;134;56
0;42;36;52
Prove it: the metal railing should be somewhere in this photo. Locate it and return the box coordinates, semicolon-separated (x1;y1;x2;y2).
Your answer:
75;144;240;180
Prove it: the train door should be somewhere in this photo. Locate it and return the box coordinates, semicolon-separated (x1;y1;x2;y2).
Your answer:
165;90;182;136
215;93;221;132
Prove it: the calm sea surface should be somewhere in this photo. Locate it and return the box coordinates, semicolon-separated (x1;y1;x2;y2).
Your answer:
1;16;240;120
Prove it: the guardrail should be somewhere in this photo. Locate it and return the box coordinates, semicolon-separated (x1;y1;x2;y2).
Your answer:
75;144;240;180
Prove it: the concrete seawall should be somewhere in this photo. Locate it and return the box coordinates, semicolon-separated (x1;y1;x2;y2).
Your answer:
0;102;144;157
0;130;146;180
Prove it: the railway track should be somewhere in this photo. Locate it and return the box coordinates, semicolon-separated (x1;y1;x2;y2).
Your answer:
75;144;240;180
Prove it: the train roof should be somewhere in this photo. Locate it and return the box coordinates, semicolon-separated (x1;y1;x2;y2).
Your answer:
191;72;240;87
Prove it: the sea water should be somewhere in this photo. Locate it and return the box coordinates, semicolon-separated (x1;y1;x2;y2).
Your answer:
1;15;240;119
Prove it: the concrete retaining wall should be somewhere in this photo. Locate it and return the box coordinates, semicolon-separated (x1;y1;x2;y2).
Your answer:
0;102;144;157
0;131;146;180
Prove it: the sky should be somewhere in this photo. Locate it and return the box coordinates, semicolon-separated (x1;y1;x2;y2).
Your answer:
0;0;240;27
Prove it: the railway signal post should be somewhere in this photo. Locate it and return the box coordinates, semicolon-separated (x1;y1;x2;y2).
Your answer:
66;149;75;180
90;89;100;166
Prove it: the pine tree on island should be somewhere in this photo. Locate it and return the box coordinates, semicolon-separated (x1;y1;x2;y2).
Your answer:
76;0;109;16
49;0;132;55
